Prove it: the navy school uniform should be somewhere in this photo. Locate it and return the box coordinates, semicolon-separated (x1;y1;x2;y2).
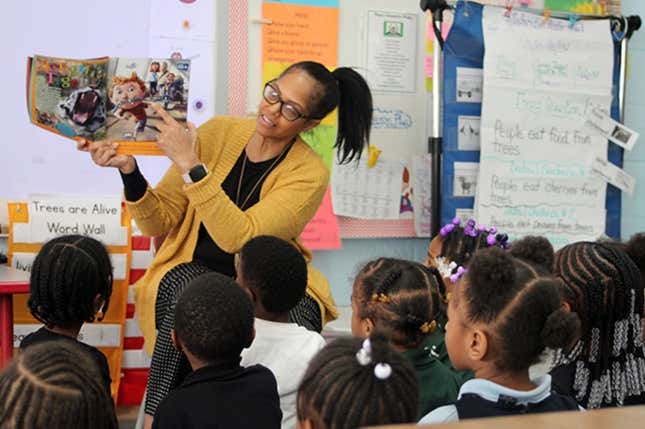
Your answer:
153;359;282;429
418;375;580;424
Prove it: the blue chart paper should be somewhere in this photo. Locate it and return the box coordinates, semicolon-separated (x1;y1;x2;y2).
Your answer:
440;1;623;240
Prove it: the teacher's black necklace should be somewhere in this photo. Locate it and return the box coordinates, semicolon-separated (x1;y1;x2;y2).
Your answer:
235;138;294;210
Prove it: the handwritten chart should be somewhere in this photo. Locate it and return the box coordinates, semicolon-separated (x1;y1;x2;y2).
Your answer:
476;8;613;247
331;158;404;220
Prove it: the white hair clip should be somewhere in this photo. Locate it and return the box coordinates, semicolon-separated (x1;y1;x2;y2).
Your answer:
435;256;458;278
374;363;392;380
356;339;372;366
361;339;371;353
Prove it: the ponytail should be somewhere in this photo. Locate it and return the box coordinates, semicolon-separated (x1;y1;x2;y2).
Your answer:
280;61;373;164
332;67;373;163
296;329;418;428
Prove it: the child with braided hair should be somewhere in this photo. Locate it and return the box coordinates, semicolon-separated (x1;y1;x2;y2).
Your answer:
420;246;581;424
421;218;510;369
424;218;510;294
551;241;645;409
20;234;114;396
602;232;645;291
296;329;418;429
624;233;645;286
351;258;464;417
615;233;645;345
0;341;118;429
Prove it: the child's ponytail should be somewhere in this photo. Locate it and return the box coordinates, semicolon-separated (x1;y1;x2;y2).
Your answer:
461;248;581;372
354;259;444;349
509;235;555;271
541;305;580;350
297;329;418;428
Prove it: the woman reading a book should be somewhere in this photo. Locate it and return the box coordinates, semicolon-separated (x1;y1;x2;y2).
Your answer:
78;61;373;426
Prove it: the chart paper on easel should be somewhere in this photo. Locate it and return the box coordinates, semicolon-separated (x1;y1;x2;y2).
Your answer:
475;8;614;248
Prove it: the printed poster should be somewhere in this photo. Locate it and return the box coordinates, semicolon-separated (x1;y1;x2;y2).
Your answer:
365;10;418;94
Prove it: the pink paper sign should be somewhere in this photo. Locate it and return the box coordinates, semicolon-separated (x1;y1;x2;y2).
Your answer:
301;187;342;250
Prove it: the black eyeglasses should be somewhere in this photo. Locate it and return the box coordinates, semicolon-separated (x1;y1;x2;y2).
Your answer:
263;81;318;122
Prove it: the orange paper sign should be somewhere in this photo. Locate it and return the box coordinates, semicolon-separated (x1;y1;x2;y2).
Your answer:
262;2;338;67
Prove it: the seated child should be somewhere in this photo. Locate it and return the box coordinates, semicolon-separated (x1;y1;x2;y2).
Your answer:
153;272;282;429
423;218;509;365
551;241;645;408
420;246;581;424
296;330;418;429
20;234;113;396
238;236;326;429
0;341;118;429
351;257;463;416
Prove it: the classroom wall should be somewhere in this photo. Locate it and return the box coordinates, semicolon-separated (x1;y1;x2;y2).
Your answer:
316;1;645;306
3;1;642;307
312;238;430;306
621;0;645;238
308;0;431;306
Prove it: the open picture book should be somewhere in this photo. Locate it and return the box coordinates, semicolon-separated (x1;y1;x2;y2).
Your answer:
27;55;191;155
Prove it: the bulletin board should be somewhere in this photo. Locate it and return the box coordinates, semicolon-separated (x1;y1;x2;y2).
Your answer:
238;0;431;238
440;1;624;242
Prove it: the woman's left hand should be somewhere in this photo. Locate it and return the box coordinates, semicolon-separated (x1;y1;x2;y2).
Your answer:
151;103;200;172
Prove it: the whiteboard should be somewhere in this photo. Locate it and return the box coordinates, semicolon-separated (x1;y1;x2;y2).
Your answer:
2;0;219;201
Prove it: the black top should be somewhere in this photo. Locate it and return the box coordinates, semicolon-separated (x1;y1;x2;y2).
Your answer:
454;392;579;420
20;327;112;396
549;362;578;400
551;362;645;407
152;359;282;429
120;148;290;277
192;150;288;276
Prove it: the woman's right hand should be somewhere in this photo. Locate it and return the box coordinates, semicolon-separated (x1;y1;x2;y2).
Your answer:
77;139;136;174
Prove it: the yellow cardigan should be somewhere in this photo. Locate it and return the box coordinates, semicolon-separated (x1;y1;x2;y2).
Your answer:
126;116;338;354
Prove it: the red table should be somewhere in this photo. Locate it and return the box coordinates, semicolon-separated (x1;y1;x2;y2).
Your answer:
0;265;30;368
